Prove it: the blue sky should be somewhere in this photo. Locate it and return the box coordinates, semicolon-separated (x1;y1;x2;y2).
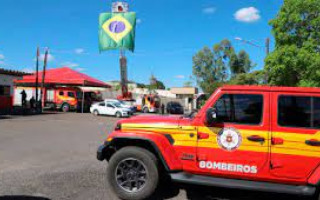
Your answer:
0;0;283;88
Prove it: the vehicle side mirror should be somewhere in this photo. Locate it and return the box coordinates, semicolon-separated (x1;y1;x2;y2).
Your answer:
205;108;217;127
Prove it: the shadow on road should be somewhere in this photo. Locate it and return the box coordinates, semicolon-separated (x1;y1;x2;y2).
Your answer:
0;196;51;200
0;116;11;120
147;181;306;200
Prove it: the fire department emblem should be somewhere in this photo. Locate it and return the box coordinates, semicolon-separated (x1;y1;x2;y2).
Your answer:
217;128;242;151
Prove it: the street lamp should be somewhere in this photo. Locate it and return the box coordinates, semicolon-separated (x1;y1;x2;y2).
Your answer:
235;37;270;84
235;37;270;55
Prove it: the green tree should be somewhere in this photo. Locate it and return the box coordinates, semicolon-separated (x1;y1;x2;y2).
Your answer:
184;81;193;87
114;83;121;92
193;39;255;94
147;84;158;93
266;0;320;86
136;83;146;88
193;46;224;94
183;75;194;87
155;80;165;89
229;70;265;85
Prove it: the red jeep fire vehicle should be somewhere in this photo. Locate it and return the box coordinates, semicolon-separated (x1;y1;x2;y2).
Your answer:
97;85;320;200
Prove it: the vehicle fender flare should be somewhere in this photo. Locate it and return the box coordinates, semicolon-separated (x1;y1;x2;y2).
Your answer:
308;163;320;186
60;101;69;107
105;132;183;172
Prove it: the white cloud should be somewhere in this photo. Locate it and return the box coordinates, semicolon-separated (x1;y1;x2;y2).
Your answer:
0;54;4;60
175;75;185;79
202;7;216;14
61;62;79;68
38;54;55;62
75;67;85;72
136;19;142;24
0;61;5;65
75;48;85;54
234;7;261;23
21;68;34;73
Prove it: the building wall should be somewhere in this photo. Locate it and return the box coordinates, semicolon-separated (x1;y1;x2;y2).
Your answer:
0;74;23;95
170;87;198;95
0;74;23;113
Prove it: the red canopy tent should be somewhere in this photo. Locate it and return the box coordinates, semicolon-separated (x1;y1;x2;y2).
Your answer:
14;67;111;88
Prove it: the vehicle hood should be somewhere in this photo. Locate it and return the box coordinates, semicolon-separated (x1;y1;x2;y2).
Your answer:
118;115;185;131
120;104;131;108
118;107;131;111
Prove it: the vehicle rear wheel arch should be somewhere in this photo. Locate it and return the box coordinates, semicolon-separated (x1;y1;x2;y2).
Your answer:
106;138;170;172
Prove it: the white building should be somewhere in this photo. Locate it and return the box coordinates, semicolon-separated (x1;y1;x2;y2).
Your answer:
0;68;30;113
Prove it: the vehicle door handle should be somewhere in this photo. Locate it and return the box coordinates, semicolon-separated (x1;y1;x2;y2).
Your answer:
247;135;265;142
305;139;320;146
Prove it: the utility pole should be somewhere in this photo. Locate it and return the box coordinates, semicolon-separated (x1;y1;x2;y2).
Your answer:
35;47;39;107
265;38;270;84
40;48;49;112
265;37;270;55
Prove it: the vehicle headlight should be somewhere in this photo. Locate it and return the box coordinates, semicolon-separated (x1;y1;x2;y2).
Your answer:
115;123;121;131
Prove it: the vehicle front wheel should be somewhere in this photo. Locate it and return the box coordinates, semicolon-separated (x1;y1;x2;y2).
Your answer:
61;103;70;112
115;112;122;118
93;110;99;116
107;147;159;200
143;107;148;113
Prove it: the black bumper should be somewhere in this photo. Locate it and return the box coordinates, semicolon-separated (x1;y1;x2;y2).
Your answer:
97;140;115;161
97;143;108;161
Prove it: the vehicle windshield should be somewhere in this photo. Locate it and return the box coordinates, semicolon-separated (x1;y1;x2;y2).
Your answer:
119;100;127;106
76;92;83;99
184;109;198;119
113;102;122;108
171;102;182;107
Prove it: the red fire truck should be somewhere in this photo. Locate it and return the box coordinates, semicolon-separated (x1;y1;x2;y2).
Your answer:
13;87;100;112
98;85;320;200
135;94;161;113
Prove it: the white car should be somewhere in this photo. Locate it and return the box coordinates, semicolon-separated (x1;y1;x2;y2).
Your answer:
90;101;132;118
104;99;136;113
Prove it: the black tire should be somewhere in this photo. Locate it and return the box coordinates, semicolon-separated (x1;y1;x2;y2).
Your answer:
313;189;320;200
107;147;159;200
143;107;148;113
115;112;122;118
61;103;70;112
93;109;99;116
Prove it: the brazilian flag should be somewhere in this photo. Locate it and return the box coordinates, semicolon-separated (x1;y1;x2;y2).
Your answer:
99;12;136;52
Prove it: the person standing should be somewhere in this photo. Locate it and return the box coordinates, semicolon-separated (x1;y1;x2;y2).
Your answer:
20;90;27;108
30;96;36;109
161;103;165;115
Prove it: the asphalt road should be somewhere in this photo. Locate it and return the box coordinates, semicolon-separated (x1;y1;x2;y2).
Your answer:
0;113;305;200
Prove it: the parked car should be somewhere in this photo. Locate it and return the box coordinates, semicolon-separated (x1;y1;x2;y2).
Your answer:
90;101;132;118
104;99;136;113
166;101;184;114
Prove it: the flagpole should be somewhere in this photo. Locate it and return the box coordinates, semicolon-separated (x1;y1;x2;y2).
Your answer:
40;48;49;112
35;47;39;109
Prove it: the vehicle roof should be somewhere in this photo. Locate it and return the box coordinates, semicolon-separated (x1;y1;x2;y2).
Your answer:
220;85;320;94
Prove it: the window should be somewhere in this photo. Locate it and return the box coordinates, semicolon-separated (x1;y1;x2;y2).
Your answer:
0;86;10;96
59;91;64;96
214;94;263;125
99;102;105;106
107;103;114;108
313;98;320;128
67;92;75;98
278;95;320;128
